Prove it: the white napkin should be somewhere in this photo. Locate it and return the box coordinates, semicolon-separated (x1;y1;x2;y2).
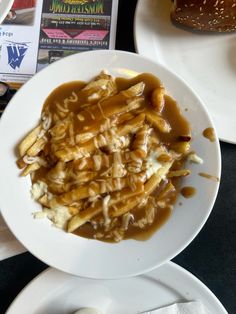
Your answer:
141;301;210;314
0;213;26;260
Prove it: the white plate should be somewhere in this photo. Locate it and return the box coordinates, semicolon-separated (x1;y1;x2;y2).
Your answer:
0;0;14;24
0;50;221;279
6;262;227;314
134;0;236;144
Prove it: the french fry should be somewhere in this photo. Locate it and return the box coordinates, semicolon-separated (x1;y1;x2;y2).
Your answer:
38;194;49;207
110;182;144;204
54;143;93;162
121;82;144;98
70;171;97;183
111;161;173;218
21;163;40;177
26;137;47;157
151;86;165;113
16;157;26;169
116;112;135;124
75;85;144;128
18;125;41;157
167;169;190;178
65;150;135;173
53;171;146;207
170;141;190;154
51;177;127;206
68;206;81;216
55;114;145;162
157;181;175;200
132;124;150;158
82;72;117;98
67;155;110;172
145;110;171;133
67;162;172;232
67;182;144;232
67;203;102;232
75;109;139;144
67;174;162;231
117;113;145;136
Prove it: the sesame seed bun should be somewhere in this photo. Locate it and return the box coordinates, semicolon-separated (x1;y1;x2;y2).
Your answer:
171;0;236;32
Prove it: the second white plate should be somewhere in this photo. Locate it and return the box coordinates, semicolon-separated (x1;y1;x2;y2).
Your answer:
134;0;236;144
6;262;227;314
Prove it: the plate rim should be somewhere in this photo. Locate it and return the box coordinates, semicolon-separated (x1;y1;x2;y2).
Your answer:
0;49;221;279
6;261;228;314
133;0;236;145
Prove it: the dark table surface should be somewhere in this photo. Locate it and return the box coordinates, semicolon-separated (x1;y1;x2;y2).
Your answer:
0;1;235;313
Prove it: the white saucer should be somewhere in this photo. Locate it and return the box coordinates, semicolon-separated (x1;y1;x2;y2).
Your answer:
6;262;227;314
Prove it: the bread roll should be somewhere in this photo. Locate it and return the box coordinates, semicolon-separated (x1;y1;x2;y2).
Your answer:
171;0;236;32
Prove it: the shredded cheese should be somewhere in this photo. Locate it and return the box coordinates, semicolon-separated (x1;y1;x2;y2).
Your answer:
102;195;111;227
31;181;48;201
145;151;163;179
42;206;72;229
188;152;203;164
122;212;134;230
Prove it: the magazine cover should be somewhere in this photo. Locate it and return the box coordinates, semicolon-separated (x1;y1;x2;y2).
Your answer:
0;0;118;84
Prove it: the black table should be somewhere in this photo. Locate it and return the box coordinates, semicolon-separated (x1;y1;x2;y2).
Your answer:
0;1;235;313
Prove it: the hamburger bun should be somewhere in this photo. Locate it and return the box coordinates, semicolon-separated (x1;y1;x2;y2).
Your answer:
171;0;236;32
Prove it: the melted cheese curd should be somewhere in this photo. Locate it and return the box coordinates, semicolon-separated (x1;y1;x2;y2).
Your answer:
17;71;192;242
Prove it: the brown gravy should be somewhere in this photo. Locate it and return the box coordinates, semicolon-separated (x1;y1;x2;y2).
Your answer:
42;74;190;146
203;127;216;142
34;73;191;242
181;186;196;198
75;200;172;242
74;179;176;242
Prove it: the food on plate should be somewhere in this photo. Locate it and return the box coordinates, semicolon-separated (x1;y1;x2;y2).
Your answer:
199;172;219;182
203;127;216;142
171;0;236;32
17;71;192;242
180;186;196;198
